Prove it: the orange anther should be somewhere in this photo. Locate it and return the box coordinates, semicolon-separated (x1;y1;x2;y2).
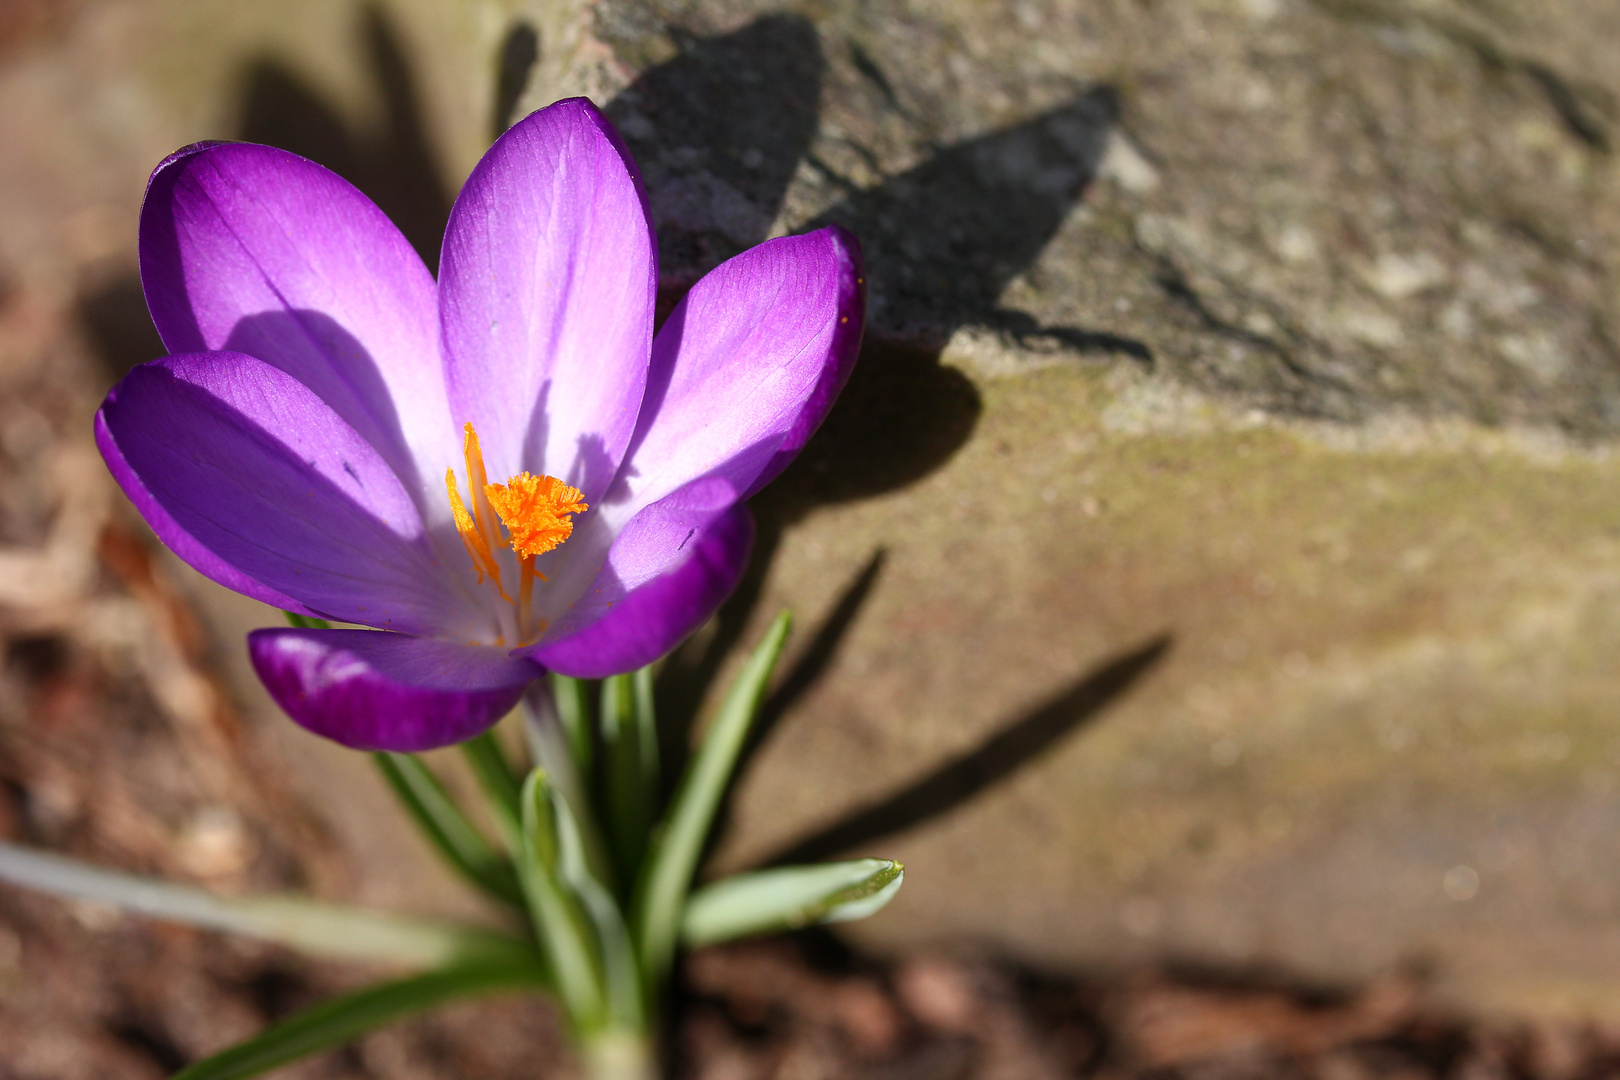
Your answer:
484;473;588;559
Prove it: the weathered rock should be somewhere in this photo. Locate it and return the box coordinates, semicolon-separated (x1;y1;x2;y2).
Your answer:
3;0;1620;1023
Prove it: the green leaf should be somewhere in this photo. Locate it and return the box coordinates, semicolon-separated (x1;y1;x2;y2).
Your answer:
523;686;617;894
372;752;523;909
0;841;521;968
599;668;659;889
546;776;644;1033
171;955;547;1080
517;769;605;1028
550;673;594;774
462;729;524;852
631;612;792;989
681;860;905;949
282;611;331;630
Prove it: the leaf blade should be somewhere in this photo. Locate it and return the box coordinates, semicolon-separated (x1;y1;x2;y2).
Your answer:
463;729;524;852
517;769;605;1028
547;780;644;1033
522;684;618;892
631;612;793;988
0;841;522;968
600;669;659;889
550;672;594;774
171;956;547;1080
681;860;905;949
373;752;523;909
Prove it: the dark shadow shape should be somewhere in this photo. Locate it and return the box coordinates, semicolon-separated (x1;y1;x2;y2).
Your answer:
847;42;907;119
754;549;886;745
651;341;981;782
109;1018;188;1074
993;308;1154;365
605;18;976;767
810;86;1143;357
705;549;887;849
77;273;166;383
604;14;825;291
760;634;1171;866
656;548;886;793
237;4;450;270
491;21;540;139
769;342;983;510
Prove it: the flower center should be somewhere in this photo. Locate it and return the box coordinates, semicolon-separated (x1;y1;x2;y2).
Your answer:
445;422;587;644
484;472;589;558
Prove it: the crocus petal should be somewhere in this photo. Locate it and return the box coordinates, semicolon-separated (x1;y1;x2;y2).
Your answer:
743;226;865;496
96;351;473;635
438;98;656;501
605;226;863;522
139;141;456;512
533;503;753;678
248;628;540;751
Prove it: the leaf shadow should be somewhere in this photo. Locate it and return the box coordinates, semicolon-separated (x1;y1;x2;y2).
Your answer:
657;548;888;803
759;633;1172;867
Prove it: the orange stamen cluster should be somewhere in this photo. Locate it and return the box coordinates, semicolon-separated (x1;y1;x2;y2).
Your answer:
445;422;588;643
484;472;588;558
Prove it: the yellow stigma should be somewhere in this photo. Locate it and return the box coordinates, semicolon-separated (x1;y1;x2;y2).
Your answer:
484;472;588;558
445;422;587;643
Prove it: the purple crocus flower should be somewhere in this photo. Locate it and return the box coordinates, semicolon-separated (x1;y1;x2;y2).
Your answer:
95;98;863;752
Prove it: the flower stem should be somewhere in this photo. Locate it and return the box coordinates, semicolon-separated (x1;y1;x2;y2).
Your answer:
462;730;524;851
580;1029;658;1080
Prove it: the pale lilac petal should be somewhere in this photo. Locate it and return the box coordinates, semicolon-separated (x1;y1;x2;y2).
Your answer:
249;628;540;751
532;503;753;678
140;141;456;513
96;352;471;635
438;98;655;501
744;226;865;495
605;226;863;521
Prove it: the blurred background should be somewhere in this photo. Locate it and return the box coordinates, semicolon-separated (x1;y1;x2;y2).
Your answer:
1;0;1619;1076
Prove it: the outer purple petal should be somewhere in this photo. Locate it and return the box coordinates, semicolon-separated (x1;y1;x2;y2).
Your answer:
438;98;656;501
96;351;469;634
606;226;863;520
533;503;753;678
249;629;540;751
743;226;865;496
140;142;456;508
